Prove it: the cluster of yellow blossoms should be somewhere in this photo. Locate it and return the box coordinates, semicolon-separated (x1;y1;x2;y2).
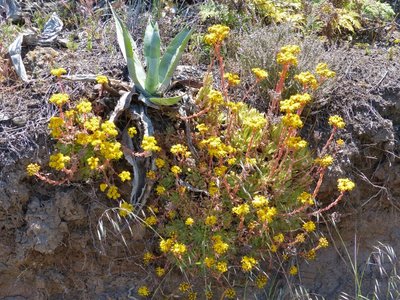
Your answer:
49;93;69;106
224;72;240;86
252;67;269;80
276;45;301;66
204;24;230;46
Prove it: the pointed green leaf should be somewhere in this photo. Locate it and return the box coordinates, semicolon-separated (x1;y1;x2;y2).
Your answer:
143;20;161;95
149;95;182;106
110;4;146;91
158;27;193;92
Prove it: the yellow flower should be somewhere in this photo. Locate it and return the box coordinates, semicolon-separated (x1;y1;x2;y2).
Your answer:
316;63;336;78
171;243;187;256
155;267;165;277
119;201;133;217
160;238;173;253
337;178;355;192
146;170;156;180
48;117;64;131
26;163;40;176
214;166;227;177
286;136;308;150
185;217;194;226
297;192;314;205
137;285;150;297
200;136;233;159
289;265;298;275
207;90;224;106
156;185;166;195
256;274;268;289
257;206;277;223
107;185;120;200
282;113;303;129
227;157;236;165
100;141;123;160
145;216;157;226
188;292;197;300
49;153;70;170
212;235;229;255
295;233;306;243
328;115;346;129
204;257;215;268
306;249;316;260
224;72;240;86
225;288;236;299
196;123;208;134
155;158;165;168
118;171;131;182
270;244;278;253
318;237;329;248
101;121;118;137
232;203;250;217
241;256;258;272
216;261;228;273
336;139;345;147
50;68;67;77
252;195;269;208
294;71;318;89
141;135;161;152
84;117;101;131
49;93;69;106
76;99;92;113
315;155;334;168
277;45;301;66
171;165;182;176
205;215;217;226
179;282;191;292
128;126;137;137
143;252;155;264
204;24;230;45
99;183;108;192
96;75;108;85
208;182;219;196
303;221;316;232
273;233;284;244
170;144;191;158
87;156;99;170
252;68;268;80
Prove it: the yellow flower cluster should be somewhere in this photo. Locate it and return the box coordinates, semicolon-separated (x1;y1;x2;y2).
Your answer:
170;144;191;158
214;166;227;177
160;238;174;253
316;63;336;78
232;203;250;217
49;153;70;170
286;136;308;150
337;178;355;192
155;158;165;168
329;115;346;129
289;265;298;275
171;243;187;256
216;261;228;273
297;192;314;205
252;195;269;208
84;117;101;132
119;201;133;217
280;93;312;113
315;155;334;168
143;252;155;264
252;68;269;80
200;137;234;159
205;215;217;226
49;93;69;106
204;24;230;46
145;216;157;226
337;139;345;147
276;45;301;66
179;282;191;292
294;71;318;89
256;275;268;289
106;185;120;200
257;206;277;223
137;286;150;297
96;75;108;85
224;72;240;86
295;233;306;243
185;217;194;226
225;288;236;299
100;141;123;160
76;99;92;114
141;135;161;152
48;116;64;138
204;256;215;268
303;221;316;232
282;113;303;129
87;156;99;169
318;237;329;248
196;123;208;134
155;267;165;277
241;256;258;272
118;171;131;182
101;121;118;137
273;233;284;244
128;126;137;137
241;109;267;130
50;68;67;77
156;185;166;195
212;235;229;255
207;90;224;106
170;165;182;176
26;163;41;176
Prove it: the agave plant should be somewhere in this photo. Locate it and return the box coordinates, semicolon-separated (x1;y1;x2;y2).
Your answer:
110;5;193;106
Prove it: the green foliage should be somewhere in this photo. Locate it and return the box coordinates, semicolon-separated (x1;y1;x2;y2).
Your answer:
110;4;193;105
361;0;395;22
